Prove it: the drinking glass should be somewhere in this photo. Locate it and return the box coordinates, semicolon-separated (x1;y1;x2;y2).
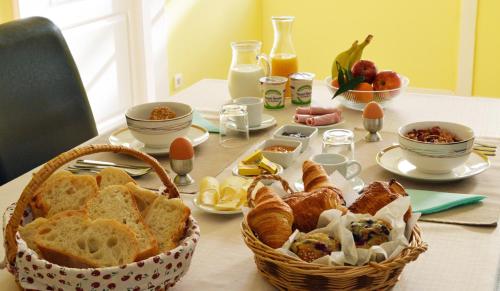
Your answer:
322;129;355;160
219;104;249;148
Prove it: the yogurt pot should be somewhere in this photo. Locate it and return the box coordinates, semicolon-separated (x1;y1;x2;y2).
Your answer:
260;76;287;109
290;72;315;105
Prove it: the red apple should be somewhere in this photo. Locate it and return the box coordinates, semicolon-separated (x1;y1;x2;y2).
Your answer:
351;60;378;83
373;71;401;90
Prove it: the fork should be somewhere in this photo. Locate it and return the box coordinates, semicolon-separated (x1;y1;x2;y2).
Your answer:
67;165;150;178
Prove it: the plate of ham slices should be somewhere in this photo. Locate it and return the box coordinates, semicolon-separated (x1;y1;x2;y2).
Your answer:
293;106;345;128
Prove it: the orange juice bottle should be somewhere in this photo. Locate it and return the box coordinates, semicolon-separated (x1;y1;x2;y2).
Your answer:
270;16;298;97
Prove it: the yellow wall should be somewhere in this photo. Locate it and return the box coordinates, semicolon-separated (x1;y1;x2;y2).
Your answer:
473;0;500;97
166;0;261;93
262;0;460;92
0;0;13;24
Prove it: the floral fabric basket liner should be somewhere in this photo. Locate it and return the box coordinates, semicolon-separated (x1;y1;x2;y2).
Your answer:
1;145;200;291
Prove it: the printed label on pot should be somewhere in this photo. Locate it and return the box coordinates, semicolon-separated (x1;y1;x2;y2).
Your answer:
291;78;313;105
264;89;285;109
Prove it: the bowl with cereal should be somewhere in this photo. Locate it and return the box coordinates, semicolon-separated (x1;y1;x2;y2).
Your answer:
398;121;475;174
126;102;193;148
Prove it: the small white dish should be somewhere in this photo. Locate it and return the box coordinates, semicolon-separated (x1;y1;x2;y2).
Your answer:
376;145;490;182
109;125;209;155
192;197;243;215
293;118;345;129
249;114;277;131
232;163;284;185
294;176;365;193
258;139;302;168
273;124;318;152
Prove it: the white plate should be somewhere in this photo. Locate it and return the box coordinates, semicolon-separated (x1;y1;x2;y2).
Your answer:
376;145;491;182
232;163;284;185
294;176;365;193
293;117;346;129
250;114;277;131
109;125;209;155
192;197;243;215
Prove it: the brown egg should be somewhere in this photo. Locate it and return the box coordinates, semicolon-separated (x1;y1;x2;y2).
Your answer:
363;101;384;119
169;137;194;160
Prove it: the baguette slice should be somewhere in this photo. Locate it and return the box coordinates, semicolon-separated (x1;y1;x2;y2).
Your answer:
30;170;73;218
125;182;159;213
86;185;159;260
19;217;49;255
34;210;139;268
96;167;136;189
33;174;98;217
144;196;191;252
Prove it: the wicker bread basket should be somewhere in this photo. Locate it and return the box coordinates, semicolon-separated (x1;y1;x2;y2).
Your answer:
241;175;428;291
1;144;200;290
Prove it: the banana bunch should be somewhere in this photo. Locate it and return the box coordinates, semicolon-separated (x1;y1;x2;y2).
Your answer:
331;35;373;80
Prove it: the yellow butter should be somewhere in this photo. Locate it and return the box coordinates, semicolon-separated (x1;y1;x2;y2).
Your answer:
241;150;263;165
238;162;262;176
258;157;278;174
198;176;220;206
214;199;240;211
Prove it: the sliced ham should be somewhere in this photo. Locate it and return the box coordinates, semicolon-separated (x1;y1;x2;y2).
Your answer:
294;114;312;124
306;112;342;126
296;106;341;115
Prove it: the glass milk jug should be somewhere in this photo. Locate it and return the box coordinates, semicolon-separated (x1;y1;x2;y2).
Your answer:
270;16;298;97
228;41;269;99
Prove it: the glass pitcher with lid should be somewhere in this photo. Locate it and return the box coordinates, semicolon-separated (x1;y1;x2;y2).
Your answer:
270;16;298;97
228;41;270;99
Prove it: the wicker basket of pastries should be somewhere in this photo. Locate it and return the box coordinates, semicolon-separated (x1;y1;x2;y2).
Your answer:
1;144;200;290
241;160;427;290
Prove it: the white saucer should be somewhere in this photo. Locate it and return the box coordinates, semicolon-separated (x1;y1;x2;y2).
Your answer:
109;125;209;155
293;118;345;129
376;145;491;182
250;114;277;131
294;176;365;193
192;197;243;215
232;164;284;185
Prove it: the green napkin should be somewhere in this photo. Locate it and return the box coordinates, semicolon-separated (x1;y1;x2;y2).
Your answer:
407;189;486;214
193;111;219;133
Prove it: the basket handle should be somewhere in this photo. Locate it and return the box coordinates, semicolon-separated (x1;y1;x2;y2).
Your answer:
4;144;178;267
246;174;295;208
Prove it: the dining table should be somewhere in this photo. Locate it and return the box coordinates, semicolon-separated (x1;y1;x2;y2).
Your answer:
0;78;499;291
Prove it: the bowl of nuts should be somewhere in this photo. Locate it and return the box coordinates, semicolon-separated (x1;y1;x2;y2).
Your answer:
398;121;475;174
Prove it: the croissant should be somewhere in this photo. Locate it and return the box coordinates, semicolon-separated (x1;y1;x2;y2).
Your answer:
302;160;345;204
247;187;294;248
284;188;347;232
348;179;412;222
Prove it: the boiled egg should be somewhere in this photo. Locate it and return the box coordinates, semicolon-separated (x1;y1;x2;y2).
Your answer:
363;101;384;119
169;137;194;160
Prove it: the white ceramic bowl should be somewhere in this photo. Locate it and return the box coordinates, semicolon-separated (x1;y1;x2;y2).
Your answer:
273;124;318;152
259;138;302;168
126;102;193;148
398;121;475;174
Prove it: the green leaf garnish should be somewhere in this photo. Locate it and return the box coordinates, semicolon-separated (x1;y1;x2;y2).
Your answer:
332;64;365;98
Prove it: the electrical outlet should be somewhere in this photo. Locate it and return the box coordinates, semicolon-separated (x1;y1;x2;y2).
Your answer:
174;73;183;89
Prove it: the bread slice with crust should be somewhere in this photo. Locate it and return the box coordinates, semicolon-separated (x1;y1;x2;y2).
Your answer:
33;174;99;217
34;210;139;268
96;167;136;189
19;217;49;255
30;170;73;218
125;182;159;214
144;196;190;252
86;185;159;260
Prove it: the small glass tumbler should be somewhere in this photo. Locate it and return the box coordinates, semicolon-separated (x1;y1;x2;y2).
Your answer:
219;104;249;148
322;129;355;160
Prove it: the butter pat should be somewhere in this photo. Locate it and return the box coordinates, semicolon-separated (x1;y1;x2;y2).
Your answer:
241;150;263;165
258;157;278;174
214;199;240;211
238;162;262;176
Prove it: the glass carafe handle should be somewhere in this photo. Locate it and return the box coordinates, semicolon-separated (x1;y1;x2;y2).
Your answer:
257;53;271;77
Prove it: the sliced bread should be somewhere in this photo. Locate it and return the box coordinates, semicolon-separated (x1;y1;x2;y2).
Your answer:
86;185;159;260
96;167;136;189
125;182;159;213
33;174;98;217
19;217;49;255
34;210;139;268
30;170;73;218
144;196;191;252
